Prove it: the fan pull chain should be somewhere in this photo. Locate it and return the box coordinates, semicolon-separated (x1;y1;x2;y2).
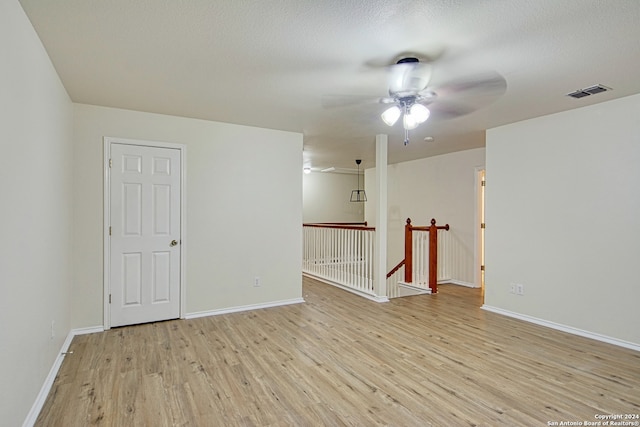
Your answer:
404;128;410;145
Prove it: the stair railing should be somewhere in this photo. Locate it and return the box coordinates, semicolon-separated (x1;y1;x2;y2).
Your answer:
302;222;376;297
402;218;449;294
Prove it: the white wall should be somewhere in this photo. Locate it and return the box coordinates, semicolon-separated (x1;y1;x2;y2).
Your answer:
73;104;303;326
485;93;640;346
0;1;74;425
365;148;484;284
303;172;365;223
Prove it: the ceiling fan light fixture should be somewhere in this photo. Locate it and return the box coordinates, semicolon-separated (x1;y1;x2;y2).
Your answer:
402;111;420;130
381;106;401;126
410;103;430;123
401;102;430;130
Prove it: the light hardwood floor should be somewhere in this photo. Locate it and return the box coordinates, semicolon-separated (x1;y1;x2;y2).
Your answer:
36;277;640;426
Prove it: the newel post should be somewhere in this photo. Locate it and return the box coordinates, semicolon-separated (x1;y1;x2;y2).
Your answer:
428;218;450;294
404;218;413;283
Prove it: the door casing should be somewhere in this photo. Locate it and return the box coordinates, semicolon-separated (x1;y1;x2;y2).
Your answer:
103;137;187;329
474;166;485;292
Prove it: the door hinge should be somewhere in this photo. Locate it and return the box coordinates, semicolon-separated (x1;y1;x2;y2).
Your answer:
109;158;112;168
481;180;486;186
109;226;112;236
109;294;112;304
481;265;485;271
481;223;486;229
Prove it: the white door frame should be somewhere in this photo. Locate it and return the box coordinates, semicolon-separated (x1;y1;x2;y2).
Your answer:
474;166;485;290
103;137;187;329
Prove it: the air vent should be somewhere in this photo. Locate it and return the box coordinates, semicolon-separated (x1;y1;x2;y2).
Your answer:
567;90;591;99
583;84;610;95
567;84;611;99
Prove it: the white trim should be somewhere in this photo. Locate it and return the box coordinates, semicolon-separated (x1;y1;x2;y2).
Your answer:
396;279;477;294
179;145;187;319
72;326;105;335
482;305;640;352
473;166;485;290
184;298;305;320
22;326;105;427
398;281;432;294
445;279;478;288
103;137;187;329
304;272;389;303
103;140;110;328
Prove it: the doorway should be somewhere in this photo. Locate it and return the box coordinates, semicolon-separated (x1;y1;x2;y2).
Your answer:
104;137;186;328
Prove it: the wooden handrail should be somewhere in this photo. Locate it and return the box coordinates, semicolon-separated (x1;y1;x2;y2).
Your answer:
386;259;405;279
304;222;368;226
303;223;375;231
409;220;450;232
403;218;449;293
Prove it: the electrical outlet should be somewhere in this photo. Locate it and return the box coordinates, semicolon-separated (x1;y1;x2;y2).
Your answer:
254;276;261;287
509;283;516;294
516;284;525;295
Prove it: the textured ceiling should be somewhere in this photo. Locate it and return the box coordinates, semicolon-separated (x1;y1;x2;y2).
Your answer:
18;0;640;171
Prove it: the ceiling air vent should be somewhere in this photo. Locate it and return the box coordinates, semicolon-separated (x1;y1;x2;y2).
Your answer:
567;84;611;99
583;84;610;95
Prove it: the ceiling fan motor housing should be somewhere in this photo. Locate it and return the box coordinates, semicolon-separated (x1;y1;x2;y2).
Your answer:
388;57;432;98
396;57;419;64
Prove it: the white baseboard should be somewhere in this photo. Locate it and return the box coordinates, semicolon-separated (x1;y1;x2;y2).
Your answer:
482;305;640;352
184;297;305;320
23;326;105;427
443;279;478;288
303;272;389;303
396;279;477;295
71;326;105;335
397;281;432;294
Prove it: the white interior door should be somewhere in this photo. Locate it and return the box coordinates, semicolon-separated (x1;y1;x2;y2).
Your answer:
109;143;181;327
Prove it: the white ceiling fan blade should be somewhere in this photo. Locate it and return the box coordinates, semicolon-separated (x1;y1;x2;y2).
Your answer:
427;101;477;119
425;71;507;119
434;71;507;99
416;90;438;105
321;94;386;109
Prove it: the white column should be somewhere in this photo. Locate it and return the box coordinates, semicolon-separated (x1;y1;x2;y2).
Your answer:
374;134;388;301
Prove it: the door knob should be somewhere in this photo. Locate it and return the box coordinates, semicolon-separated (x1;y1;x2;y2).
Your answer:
170;240;178;247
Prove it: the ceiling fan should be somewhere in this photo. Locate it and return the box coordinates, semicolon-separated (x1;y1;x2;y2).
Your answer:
324;54;507;145
379;57;437;145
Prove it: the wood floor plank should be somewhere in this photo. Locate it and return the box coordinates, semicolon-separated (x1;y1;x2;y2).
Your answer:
35;278;640;426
